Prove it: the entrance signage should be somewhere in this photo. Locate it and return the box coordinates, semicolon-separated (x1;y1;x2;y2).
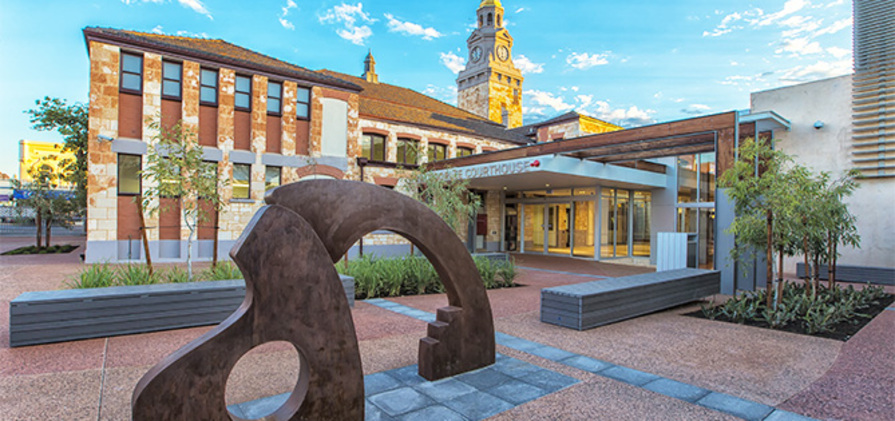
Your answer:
447;159;538;180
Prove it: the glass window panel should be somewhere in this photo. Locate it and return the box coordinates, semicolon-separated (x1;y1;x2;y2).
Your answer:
573;201;595;258
505;204;519;252
232;164;251;199
201;69;218;87
699;152;716;203
265;167;281;191
574;188;597;196
162;80;181;98
163;62;182;80
296;103;309;119
677;154;698;203
200;86;217;104
235;93;250;110
268;82;282;99
698;208;715;269
372;136;385;161
616;191;630;256
523;204;544;252
601;189;615;258
236;76;251;93
632;192;651;257
267;98;281;114
122;54;142;73
397;139;419;165
296;87;310;103
121;74;141;91
118;155;141;195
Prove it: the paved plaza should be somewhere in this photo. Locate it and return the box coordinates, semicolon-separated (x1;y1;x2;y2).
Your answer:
0;237;893;420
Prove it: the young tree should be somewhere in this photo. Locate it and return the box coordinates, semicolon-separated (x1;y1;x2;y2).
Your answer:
26;97;88;209
817;170;861;288
400;165;482;237
15;155;81;248
719;137;793;308
141;118;227;281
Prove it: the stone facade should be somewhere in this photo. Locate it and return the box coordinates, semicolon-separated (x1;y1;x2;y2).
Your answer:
538;115;622;142
86;41;120;245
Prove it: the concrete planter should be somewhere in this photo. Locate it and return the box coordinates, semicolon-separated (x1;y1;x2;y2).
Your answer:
9;276;355;348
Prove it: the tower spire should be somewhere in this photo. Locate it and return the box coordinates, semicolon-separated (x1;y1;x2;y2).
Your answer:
363;50;378;83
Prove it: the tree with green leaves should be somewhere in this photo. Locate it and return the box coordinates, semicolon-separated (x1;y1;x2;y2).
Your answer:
141;118;227;281
15;155;81;248
400;165;481;237
26;97;88;209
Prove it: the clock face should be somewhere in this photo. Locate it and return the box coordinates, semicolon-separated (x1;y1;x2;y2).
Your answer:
497;45;510;62
471;47;483;63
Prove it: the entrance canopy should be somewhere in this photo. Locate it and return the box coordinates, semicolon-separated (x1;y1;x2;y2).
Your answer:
429;111;790;184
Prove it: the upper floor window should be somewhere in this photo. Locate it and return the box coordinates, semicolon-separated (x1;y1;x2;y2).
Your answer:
427;143;447;162
296;87;311;119
232;164;251;200
118;154;141;195
235;75;252;111
396;138;419;165
120;53;143;93
162;61;182;100
200;69;218;105
267;81;282;115
457;147;474;158
362;133;386;162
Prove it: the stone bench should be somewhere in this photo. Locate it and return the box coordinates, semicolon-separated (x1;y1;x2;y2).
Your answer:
541;269;720;331
9;275;354;348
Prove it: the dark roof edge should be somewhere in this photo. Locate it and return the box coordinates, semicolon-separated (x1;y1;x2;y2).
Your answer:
83;27;363;92
358;114;530;145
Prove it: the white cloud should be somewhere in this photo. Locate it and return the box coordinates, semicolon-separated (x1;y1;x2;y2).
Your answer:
422;84;458;105
515;7;527;13
319;3;377;45
384;14;442;40
439;52;466;74
778;59;851;83
754;0;809;27
121;0;212;19
149;25;209;38
681;104;711;115
566;52;610;70
587;101;656;127
525;90;575;113
523;90;656;127
776;37;824;55
826;46;851;59
513;55;544;75
279;0;298;30
814;17;852;36
151;25;165;34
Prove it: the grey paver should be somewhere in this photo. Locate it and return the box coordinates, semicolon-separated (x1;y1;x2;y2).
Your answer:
516;369;578;392
365;400;397;421
368;387;435;417
388;364;427;386
487;379;548;405
643;378;710;403
396;405;468;421
492;357;543;379
443;391;515;420
526;345;577;362
455;367;513;390
234;393;289;419
763;409;819;421
413;378;478;401
365;371;404;396
600;365;661;386
560;355;613;373
697;392;774;421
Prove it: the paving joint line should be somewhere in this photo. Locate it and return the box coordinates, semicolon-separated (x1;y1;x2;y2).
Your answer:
96;337;109;421
364;298;819;421
516;266;607;279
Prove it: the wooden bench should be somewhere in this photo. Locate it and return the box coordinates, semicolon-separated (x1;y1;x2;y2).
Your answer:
9;276;354;348
541;269;720;331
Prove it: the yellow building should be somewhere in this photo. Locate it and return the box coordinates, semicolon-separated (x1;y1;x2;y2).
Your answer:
18;140;76;186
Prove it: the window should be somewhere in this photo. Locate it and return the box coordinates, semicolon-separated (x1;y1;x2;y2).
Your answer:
120;53;143;93
427;143;447;162
265;166;282;191
362;133;386;161
457;147;474;157
296;87;310;119
233;164;251;199
118;154;141;195
235;75;252;111
200;69;218;105
267;81;282;115
396;138;419;165
162;61;182;100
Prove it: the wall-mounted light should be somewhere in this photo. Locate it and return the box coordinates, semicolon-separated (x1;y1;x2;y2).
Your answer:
813;121;825;130
97;134;115;143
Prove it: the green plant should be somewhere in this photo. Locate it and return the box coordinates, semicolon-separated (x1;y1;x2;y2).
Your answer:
700;302;718;320
802;305;838;334
495;259;518;287
162;267;191;284
67;263;117;289
474;256;498;289
201;261;243;281
115;264;158;286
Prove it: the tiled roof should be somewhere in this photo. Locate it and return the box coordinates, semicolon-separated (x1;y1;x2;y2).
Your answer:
83;27;361;91
319;70;532;145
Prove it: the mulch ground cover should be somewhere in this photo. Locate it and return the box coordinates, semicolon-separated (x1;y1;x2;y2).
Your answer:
2;244;80;255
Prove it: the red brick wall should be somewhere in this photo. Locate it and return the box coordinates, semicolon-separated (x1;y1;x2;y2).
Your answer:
295;119;310;155
159;198;181;240
117;196;142;240
234;110;251;150
118;93;142;139
266;115;282;154
161;99;182;134
199;105;218;147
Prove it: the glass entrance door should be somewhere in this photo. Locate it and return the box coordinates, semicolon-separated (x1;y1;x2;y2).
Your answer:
546;203;571;255
523;204;544;252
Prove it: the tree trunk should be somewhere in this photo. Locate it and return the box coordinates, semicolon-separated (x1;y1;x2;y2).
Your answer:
766;210;774;309
35;209;42;249
212;209;219;269
44;217;52;248
186;211;195;282
802;235;810;291
136;199;153;276
776;246;784;306
830;240;837;289
813;255;821;291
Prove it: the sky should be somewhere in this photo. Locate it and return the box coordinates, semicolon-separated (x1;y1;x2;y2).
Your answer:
0;0;854;177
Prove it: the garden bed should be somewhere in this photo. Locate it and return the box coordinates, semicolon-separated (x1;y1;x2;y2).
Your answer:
2;244;79;255
687;282;893;341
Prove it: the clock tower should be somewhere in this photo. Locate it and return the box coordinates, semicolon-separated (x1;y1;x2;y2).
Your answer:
457;0;524;129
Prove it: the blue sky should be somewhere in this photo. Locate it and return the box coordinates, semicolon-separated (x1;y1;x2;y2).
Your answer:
0;0;854;176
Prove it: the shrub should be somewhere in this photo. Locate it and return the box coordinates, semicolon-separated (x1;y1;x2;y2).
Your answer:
201;261;243;281
67;262;117;289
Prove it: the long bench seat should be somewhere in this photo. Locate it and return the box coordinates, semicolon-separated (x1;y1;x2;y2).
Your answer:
9;276;354;348
541;268;720;331
795;263;894;286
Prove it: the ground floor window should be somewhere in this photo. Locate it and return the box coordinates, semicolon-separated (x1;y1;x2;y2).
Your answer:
233;164;251;199
677;206;715;269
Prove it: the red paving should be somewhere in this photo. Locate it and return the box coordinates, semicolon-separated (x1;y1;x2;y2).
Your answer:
1;246;893;420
